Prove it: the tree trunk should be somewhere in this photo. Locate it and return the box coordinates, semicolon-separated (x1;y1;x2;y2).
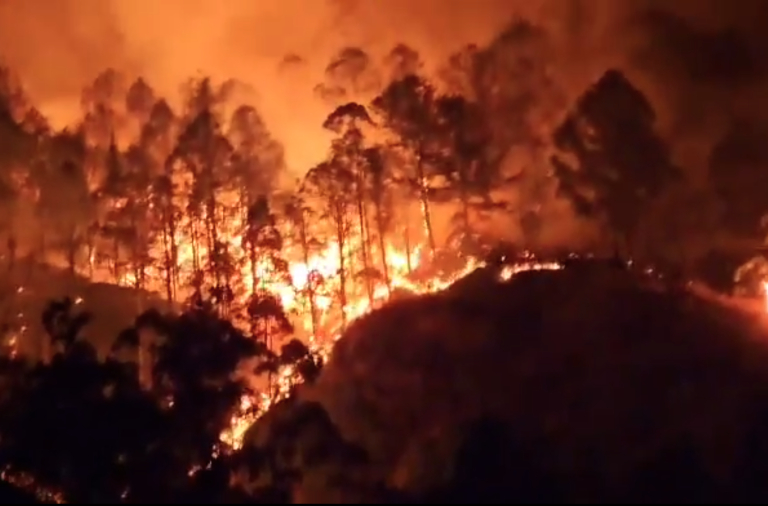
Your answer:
190;219;202;295
297;212;319;337
263;318;273;399
161;226;174;302
334;205;348;329
458;172;472;247
415;149;436;255
356;194;374;305
205;196;222;299
374;201;391;296
404;205;413;274
131;215;144;291
248;238;260;338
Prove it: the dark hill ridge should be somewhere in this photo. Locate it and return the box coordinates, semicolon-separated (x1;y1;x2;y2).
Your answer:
258;261;768;502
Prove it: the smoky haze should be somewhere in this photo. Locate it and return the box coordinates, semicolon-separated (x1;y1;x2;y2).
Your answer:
1;0;767;173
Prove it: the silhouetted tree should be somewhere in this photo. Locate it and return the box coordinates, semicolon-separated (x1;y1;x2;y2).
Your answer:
228;104;285;200
145;306;262;487
373;75;441;256
324;102;378;304
552;70;679;254
81;68;126;150
0;71;34;273
243;196;293;395
283;190;324;337
125;77;156;140
144;100;181;302
433;94;500;253
170;78;236;306
364;146;394;294
38;129;91;276
0;299;166;502
303;161;355;328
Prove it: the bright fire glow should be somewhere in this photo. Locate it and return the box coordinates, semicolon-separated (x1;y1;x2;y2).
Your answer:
218;252;562;450
12;171;565;452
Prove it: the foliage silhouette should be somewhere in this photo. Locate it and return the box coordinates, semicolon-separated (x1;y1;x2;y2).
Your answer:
552;69;680;254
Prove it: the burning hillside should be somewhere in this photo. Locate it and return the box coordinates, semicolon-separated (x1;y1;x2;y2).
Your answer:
220;252;561;449
235;260;768;503
1;9;768;502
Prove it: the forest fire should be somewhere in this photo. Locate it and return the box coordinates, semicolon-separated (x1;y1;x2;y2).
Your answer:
1;8;766;499
218;244;562;450
0;53;575;468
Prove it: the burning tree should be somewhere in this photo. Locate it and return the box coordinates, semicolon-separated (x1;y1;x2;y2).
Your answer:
432;93;502;253
302;160;355;328
282;190;323;338
228;104;285;200
170;79;239;308
324;102;379;305
144;100;181;302
0;51;578;494
363;146;395;294
38;129;92;276
0;67;36;273
125;78;156;139
372;75;441;256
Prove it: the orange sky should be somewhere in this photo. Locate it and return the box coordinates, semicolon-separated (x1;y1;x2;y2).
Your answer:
1;0;766;174
0;0;592;173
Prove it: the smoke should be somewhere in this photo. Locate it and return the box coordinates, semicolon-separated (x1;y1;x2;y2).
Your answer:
1;0;767;175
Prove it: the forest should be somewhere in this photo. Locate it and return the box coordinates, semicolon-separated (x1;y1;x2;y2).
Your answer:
1;16;768;503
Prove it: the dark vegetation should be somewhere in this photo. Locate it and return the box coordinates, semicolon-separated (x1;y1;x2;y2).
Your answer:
305;262;768;503
4;261;768;502
0;15;767;505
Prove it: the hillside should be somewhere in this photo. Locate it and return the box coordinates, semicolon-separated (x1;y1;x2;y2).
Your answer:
242;260;768;502
0;259;170;358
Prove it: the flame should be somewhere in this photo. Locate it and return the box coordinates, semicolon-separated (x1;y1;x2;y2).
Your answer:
219;252;562;450
59;181;565;451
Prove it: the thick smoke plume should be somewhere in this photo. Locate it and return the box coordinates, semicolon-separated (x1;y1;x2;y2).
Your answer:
2;0;768;174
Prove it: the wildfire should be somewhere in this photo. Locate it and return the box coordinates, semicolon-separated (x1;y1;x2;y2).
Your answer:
218;250;563;450
65;169;570;452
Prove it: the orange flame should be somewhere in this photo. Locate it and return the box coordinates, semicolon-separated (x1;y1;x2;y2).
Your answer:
219;255;562;450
